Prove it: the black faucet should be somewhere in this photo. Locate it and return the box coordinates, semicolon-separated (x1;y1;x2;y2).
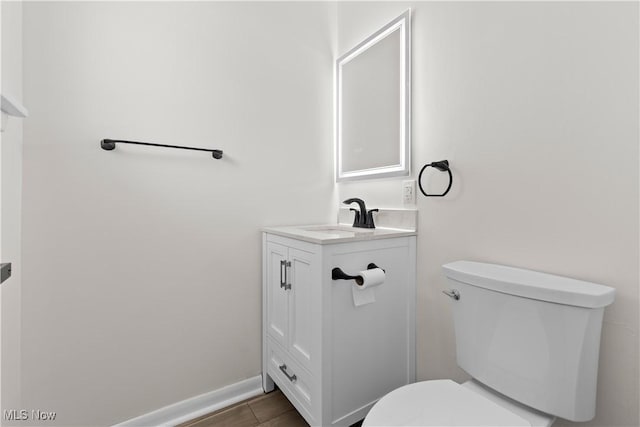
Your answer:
343;198;378;229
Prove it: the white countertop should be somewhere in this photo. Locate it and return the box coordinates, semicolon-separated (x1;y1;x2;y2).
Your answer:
263;224;416;244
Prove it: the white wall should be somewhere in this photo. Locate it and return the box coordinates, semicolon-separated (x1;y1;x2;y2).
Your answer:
22;2;334;425
336;2;638;427
19;2;640;427
1;0;24;417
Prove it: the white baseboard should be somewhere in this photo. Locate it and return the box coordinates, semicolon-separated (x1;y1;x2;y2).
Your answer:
113;375;264;427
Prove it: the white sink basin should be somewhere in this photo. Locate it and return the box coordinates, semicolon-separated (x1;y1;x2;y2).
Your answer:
300;225;374;234
263;223;415;244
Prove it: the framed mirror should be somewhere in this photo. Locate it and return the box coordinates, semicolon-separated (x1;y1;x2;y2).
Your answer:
336;10;411;181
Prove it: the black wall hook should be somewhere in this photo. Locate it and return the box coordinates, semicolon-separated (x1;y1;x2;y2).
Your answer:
418;160;453;197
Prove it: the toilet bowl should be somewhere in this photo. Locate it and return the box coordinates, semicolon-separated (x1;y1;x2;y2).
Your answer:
363;379;554;427
363;261;615;427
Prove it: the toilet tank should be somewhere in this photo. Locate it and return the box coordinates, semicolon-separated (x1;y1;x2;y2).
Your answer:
442;261;615;422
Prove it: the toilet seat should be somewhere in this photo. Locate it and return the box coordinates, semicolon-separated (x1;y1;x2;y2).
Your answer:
363;380;537;427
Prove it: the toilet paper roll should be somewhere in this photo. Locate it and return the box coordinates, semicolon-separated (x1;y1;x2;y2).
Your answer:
352;268;386;307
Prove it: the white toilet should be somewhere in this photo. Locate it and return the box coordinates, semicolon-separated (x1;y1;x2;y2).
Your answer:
364;260;615;427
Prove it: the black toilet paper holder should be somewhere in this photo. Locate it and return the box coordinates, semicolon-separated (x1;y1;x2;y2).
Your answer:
331;263;385;285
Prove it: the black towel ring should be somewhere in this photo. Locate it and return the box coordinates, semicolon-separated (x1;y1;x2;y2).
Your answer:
418;160;453;197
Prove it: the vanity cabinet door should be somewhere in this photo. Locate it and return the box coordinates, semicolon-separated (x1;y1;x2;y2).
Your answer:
266;240;316;372
288;247;315;371
266;241;289;350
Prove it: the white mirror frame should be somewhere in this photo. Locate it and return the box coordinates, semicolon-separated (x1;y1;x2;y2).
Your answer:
335;10;411;182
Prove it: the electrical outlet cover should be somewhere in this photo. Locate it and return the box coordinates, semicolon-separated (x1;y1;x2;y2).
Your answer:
402;180;416;204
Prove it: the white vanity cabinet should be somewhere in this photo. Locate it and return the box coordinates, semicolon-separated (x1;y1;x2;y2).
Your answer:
262;226;416;427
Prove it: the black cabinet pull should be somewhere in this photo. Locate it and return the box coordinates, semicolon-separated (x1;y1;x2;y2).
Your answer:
280;260;291;290
279;364;297;383
280;260;286;287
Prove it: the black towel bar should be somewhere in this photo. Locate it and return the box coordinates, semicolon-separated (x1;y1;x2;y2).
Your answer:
101;139;223;159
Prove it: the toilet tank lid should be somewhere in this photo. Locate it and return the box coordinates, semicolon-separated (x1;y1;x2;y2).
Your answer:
442;261;615;308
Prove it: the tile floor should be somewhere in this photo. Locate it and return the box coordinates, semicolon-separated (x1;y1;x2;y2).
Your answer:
177;390;308;427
